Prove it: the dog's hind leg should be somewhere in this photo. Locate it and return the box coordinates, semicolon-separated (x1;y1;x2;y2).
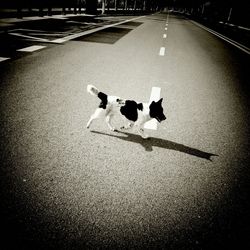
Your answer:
120;122;134;130
86;108;104;129
105;114;116;131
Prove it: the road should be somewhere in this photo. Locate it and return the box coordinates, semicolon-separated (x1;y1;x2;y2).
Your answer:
0;12;249;249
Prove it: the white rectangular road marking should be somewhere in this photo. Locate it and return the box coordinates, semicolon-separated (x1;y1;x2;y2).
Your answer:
17;45;46;52
144;87;161;130
163;34;167;38
0;57;10;62
159;47;165;56
165;27;168;31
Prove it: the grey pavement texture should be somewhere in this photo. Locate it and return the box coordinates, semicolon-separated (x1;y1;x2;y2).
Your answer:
0;13;250;249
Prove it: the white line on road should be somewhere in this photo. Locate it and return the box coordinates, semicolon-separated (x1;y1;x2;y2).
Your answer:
17;45;46;52
9;28;64;33
9;32;50;42
52;15;146;43
163;34;167;38
0;57;10;62
144;87;161;130
190;20;250;55
159;47;165;56
167;11;170;23
51;38;67;44
165;27;168;31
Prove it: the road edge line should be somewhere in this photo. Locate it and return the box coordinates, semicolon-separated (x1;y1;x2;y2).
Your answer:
190;20;250;55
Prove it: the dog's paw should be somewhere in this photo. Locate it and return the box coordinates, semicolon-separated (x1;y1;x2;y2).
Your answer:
120;123;133;130
141;134;149;139
137;128;149;139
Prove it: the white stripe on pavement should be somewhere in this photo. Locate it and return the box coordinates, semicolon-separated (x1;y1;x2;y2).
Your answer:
9;32;50;42
0;57;10;62
52;15;146;43
17;45;46;52
144;87;161;130
190;20;250;55
159;47;165;56
165;27;168;31
51;38;66;44
167;11;170;23
163;34;167;38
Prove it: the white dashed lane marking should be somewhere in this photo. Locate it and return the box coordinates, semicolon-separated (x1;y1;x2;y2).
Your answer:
17;45;46;52
163;34;167;38
159;47;165;56
144;87;161;130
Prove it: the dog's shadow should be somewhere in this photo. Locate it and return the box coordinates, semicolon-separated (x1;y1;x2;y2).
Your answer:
91;130;218;161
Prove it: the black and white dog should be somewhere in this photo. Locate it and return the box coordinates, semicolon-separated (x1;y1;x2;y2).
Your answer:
86;85;166;138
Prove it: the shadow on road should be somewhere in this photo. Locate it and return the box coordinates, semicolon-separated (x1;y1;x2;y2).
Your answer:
91;130;218;161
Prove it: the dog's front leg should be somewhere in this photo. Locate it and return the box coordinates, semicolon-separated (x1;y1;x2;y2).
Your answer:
137;127;149;139
135;122;149;139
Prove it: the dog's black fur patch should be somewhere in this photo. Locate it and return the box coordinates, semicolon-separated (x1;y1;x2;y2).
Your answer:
149;98;166;122
120;100;143;122
137;103;143;111
98;92;108;109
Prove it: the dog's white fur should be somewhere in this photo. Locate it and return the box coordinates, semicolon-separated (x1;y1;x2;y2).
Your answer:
86;85;160;138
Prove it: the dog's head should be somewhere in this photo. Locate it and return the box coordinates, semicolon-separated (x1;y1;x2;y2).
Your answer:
149;98;166;123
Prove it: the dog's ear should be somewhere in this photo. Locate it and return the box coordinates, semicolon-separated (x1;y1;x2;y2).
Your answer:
158;98;163;104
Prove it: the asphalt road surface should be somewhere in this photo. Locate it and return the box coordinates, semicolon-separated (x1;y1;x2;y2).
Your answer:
0;12;249;249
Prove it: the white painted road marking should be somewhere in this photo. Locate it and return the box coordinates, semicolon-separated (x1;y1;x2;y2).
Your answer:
0;57;10;62
163;34;167;38
166;11;170;23
9;32;50;42
191;20;250;55
159;47;165;56
165;27;168;31
51;38;66;44
52;15;146;43
17;45;46;52
144;87;161;130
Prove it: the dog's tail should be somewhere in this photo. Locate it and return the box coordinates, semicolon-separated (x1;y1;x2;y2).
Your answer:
87;84;99;96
